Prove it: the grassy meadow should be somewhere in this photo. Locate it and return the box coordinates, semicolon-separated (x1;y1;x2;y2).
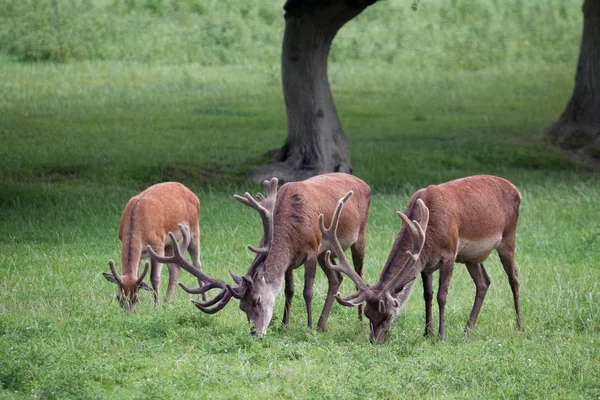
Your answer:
1;0;599;398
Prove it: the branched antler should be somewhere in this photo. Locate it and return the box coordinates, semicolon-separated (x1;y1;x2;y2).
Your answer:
234;177;278;256
379;198;429;296
146;224;215;285
145;224;237;312
191;292;233;314
318;191;375;306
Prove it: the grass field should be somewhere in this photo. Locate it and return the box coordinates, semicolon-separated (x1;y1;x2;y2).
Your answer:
1;0;599;398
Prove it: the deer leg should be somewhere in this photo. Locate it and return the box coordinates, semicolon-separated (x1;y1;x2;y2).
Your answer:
303;255;318;329
497;238;524;331
422;271;434;336
160;247;178;303
187;224;207;302
350;231;366;322
165;264;180;303
282;269;295;328
437;258;455;339
149;248;164;306
465;262;491;335
316;252;343;332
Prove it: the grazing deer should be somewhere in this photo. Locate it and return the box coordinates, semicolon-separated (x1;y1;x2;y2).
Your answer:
320;175;524;343
103;182;204;311
148;173;371;335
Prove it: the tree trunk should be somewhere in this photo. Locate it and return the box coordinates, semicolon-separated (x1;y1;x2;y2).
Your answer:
251;0;378;183
545;0;600;162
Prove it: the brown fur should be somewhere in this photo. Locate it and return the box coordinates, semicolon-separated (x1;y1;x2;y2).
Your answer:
257;173;371;332
332;175;523;343
184;173;371;336
104;182;203;311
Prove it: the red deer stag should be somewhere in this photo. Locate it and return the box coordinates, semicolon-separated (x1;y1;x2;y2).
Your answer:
148;173;370;335
320;175;524;343
103;182;204;311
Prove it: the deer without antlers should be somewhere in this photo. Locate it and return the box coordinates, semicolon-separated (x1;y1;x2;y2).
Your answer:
321;175;524;343
149;173;371;336
103;182;205;311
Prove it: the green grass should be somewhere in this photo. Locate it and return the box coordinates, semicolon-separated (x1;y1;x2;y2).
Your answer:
0;57;587;189
1;0;599;398
0;182;598;398
1;57;598;398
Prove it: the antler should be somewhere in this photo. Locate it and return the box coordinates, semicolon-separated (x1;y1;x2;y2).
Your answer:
191;291;233;314
145;224;236;312
233;177;278;256
379;198;430;296
146;224;220;290
107;259;148;285
108;260;123;284
137;261;150;286
318;191;375;306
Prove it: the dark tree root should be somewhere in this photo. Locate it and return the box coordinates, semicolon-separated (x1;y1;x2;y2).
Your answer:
251;149;351;184
544;0;600;167
251;161;317;184
545;120;600;164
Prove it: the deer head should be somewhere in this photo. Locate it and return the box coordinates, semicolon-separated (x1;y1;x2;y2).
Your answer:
229;177;279;335
103;260;152;311
146;178;280;336
319;192;429;343
231;271;279;336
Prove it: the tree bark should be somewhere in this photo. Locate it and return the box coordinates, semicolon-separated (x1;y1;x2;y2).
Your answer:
545;0;600;162
251;0;378;183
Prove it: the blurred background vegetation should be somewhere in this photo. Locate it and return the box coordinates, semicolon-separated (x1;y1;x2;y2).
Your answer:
1;0;581;70
0;0;589;190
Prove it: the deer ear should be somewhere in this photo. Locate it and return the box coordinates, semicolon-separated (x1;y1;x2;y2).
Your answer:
139;281;153;291
103;272;119;284
378;299;386;314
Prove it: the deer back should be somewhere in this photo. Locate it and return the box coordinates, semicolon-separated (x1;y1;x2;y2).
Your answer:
261;173;371;279
417;175;521;266
376;175;520;287
118;182;200;276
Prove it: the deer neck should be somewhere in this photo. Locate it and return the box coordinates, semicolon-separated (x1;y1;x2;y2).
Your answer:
120;232;143;278
396;278;417;307
260;241;293;287
378;231;423;293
